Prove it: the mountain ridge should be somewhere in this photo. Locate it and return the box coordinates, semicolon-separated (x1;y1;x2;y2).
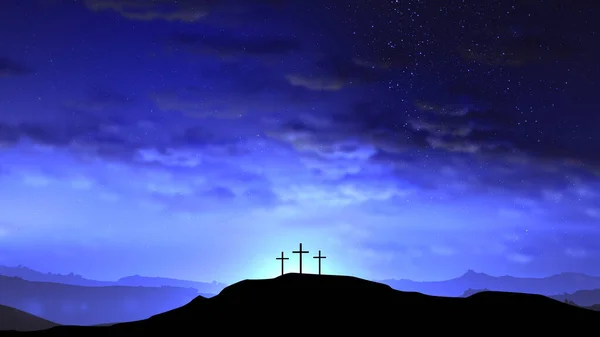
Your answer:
5;264;600;300
0;265;226;294
378;269;600;296
0;276;201;326
3;273;598;335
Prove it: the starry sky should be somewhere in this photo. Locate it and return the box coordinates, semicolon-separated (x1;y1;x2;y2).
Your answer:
0;0;599;284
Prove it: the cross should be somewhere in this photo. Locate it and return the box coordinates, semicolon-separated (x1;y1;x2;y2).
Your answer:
292;243;309;274
313;250;326;275
275;251;289;276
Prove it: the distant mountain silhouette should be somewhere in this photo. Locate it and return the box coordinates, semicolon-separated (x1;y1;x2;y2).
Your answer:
0;276;200;326
587;304;600;311
0;266;112;287
0;265;226;294
0;305;58;332
116;275;225;294
379;269;600;296
463;287;600;309
461;287;490;297
2;273;598;335
551;288;600;306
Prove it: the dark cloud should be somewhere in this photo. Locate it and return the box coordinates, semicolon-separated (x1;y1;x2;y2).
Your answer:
0;57;30;77
242;187;280;206
203;186;236;200
0;120;151;163
65;90;131;114
0;124;20;146
83;0;213;22
264;87;600;207
170;32;300;60
284;56;388;91
83;0;291;23
144;176;284;213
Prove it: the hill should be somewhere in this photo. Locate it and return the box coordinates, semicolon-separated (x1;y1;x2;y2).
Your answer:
0;276;200;326
0;265;225;294
6;264;600;299
0;305;58;332
0;266;112;287
551;288;600;306
116;275;225;294
2;273;598;335
379;269;600;296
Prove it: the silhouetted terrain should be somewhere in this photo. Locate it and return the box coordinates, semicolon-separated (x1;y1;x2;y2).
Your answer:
0;276;200;326
116;275;225;294
7;265;600;300
587;304;600;311
380;269;600;296
3;274;598;335
464;287;600;309
0;266;112;287
0;305;58;332
551;288;600;307
0;265;225;294
461;287;490;297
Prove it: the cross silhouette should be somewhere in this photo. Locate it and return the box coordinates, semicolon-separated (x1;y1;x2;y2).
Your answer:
275;251;289;276
313;250;326;275
292;243;309;274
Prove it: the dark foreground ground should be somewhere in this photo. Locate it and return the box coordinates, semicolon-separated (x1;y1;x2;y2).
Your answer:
2;273;599;335
0;305;57;332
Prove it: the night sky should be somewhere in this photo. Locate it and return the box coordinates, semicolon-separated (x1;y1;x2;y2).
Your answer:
0;0;599;284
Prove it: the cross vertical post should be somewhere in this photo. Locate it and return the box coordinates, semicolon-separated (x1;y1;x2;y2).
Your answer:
292;243;309;274
313;250;326;275
275;251;289;276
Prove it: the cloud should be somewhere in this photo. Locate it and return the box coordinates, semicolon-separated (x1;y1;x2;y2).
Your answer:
21;172;53;187
584;208;600;219
0;120;164;165
65;90;131;114
99;192;121;202
284;57;386;91
506;252;534;264
170;32;300;60
565;248;587;258
151;90;246;119
264;91;600;207
83;0;210;22
429;245;457;256
0;57;30;77
285;74;346;91
272;177;412;208
69;176;94;190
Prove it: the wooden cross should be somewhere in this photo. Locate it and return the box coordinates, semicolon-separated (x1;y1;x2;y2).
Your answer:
313;250;326;275
292;243;309;274
275;251;289;275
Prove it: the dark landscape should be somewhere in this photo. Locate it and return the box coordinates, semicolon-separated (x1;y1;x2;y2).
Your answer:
1;0;599;335
0;266;226;293
4;264;600;329
0;305;57;332
381;269;600;297
0;275;200;326
2;274;599;335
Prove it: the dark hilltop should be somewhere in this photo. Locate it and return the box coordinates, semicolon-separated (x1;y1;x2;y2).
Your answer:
0;305;57;332
2;273;599;335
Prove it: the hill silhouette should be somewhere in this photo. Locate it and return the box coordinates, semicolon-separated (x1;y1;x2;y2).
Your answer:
379;269;600;296
0;276;199;326
0;265;225;294
0;305;58;332
6;264;600;300
551;288;600;307
2;273;599;335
